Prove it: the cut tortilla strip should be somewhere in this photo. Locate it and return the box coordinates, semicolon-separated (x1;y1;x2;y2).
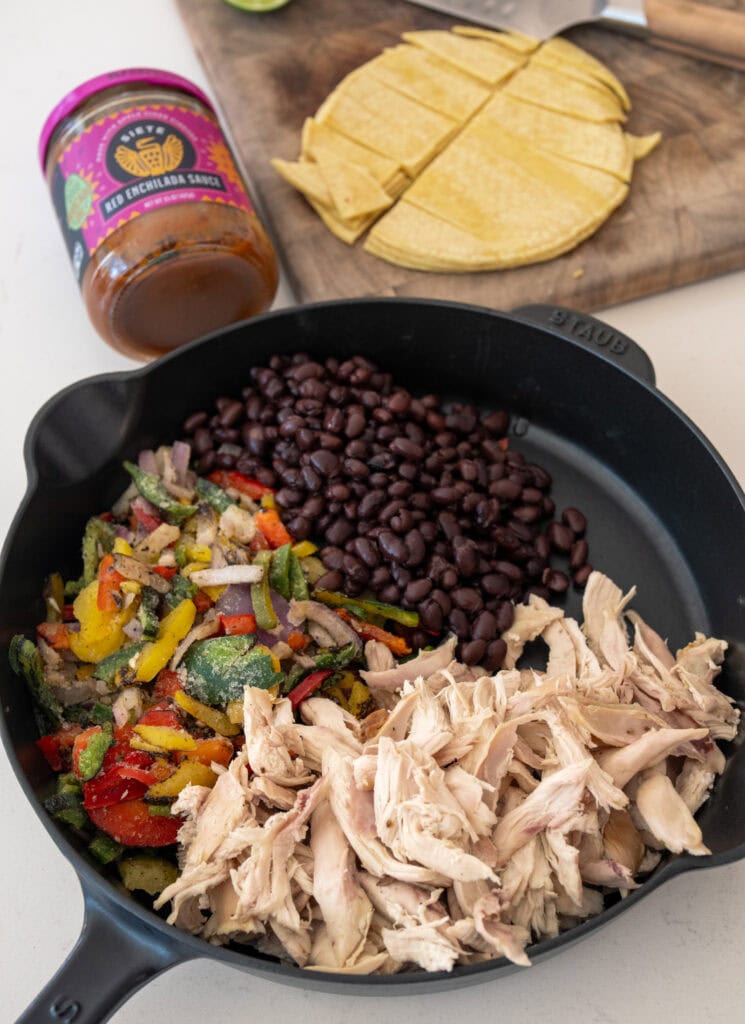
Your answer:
307;197;378;245
503;62;626;123
479;92;633;181
316;74;459;176
314;151;393;219
452;25;540;54
535;38;631;110
272;158;332;207
301;119;402;188
366;45;490;123
401;29;525;85
629;131;662;160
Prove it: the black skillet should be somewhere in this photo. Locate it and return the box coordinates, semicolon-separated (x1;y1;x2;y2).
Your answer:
2;299;745;1023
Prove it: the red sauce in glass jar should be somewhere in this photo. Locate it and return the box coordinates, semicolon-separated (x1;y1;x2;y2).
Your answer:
40;68;278;360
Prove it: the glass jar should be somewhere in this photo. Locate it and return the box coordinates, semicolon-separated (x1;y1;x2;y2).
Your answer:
39;69;279;360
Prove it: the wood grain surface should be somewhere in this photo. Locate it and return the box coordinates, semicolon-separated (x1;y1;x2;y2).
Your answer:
177;0;745;312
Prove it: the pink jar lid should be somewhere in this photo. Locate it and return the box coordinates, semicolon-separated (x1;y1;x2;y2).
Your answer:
38;67;214;171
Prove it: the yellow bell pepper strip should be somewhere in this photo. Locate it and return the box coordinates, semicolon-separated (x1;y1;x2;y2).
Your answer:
291;541;317;559
134;598;196;683
312;590;420;628
124;461;197;524
113;537;133;556
68;580;136;664
132;723;197;751
251;550;277;629
255;507;293;549
145;759;217;801
173;689;240;736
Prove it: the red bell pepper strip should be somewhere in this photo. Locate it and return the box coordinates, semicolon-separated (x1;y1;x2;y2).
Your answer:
131;496;163;532
219;613;257;636
62;603;76;622
97;553;126;611
83;769;151;810
288;669;333;710
36;621;71;650
36;734;63;771
287;630;309;652
153;669;184;700
87;798;181;846
152;565;178;580
136;706;182;730
193;590;213;614
207;470;274;501
334;608;411;657
255;508;293;549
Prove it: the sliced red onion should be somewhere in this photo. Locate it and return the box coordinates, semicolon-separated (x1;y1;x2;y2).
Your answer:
171;440;191;484
115;525;134;542
215;584;253;616
138;449;158;474
123;618;144;642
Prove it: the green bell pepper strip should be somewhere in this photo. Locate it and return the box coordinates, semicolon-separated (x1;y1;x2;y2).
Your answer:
9;635;64;733
77;723;114;781
269;543;292;600
92;643;146;685
89;832;125;864
289;552;309;601
44;791;88;831
124;461;197;524
312;590;419;627
165;574;198;609
251;550;277;630
312;642;358;671
137;586;161;638
195;476;235;514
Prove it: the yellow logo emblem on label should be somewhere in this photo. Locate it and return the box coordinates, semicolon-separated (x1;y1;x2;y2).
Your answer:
114;134;184;178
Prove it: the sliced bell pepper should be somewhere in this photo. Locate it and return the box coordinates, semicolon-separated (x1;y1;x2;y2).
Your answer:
312;589;420;628
193;590;213;614
288;551;309;600
72;724;114;781
173;689;240;736
87;798;181;847
153;669;184;700
36;621;71;651
65;517;117;597
291;541;317;559
196;476;234;514
145;760;217;801
83;766;152;810
134;598;196;682
131;497;163;532
254;507;292;549
287;630;309;652
89;833;125;865
92;642;145;687
97;553;126;611
334;608;411;656
124;461;197;524
250;550;277;630
152;565;178;580
269;543;292;599
207;470;274;501
36;733;63;772
68;580;136;664
136;706;183;730
219;613;257;636
288;669;333;710
180;736;234;769
9;635;64;732
43;572;65;623
132;724;197;751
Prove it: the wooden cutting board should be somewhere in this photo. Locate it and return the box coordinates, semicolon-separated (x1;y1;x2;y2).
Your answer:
177;0;745;311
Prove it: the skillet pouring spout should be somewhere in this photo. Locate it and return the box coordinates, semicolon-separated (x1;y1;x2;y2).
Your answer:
3;298;745;1020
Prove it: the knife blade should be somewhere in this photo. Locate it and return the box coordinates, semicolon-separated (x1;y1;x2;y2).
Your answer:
404;0;745;71
403;0;647;40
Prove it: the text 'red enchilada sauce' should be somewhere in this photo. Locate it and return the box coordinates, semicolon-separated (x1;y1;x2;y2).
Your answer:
39;69;279;360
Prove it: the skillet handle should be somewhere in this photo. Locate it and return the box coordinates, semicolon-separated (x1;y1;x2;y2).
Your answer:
16;883;187;1024
512;304;656;388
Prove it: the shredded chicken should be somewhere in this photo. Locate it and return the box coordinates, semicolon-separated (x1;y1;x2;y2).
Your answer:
160;572;737;975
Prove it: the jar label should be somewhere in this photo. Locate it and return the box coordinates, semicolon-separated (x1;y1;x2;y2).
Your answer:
50;103;255;285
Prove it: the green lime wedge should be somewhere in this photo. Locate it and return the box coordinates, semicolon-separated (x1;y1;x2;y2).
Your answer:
223;0;292;10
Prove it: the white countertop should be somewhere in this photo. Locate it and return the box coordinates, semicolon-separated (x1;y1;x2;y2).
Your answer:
2;3;745;1022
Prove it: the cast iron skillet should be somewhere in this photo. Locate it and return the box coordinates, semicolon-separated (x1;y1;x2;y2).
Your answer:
3;299;745;1023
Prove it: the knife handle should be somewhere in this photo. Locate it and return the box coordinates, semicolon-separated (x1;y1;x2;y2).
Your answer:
644;0;745;69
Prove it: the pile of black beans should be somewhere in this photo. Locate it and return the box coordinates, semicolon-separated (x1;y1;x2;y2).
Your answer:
181;353;592;672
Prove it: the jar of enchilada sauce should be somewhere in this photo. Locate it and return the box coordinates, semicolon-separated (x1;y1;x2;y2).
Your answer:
39;69;278;360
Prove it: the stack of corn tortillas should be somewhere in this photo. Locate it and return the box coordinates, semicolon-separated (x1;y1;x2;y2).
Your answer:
272;27;660;273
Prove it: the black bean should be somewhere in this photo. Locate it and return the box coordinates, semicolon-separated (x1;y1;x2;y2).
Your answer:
196;451;216;474
318;432;344;451
379;584;401;604
490;478;522;502
482;410;509;435
287;516;311;541
345;411;366;438
193;427;213;455
452;587;483;615
343;458;369;480
371;565;391;588
528;464;552;489
472;610;498;642
544;569;569;594
481;573;510;598
324;407;345;433
461;638;486;666
390;564;412;588
343;554;369;585
562;507;587;535
404;578;433;605
494;601;515;633
358;490;386;518
369;452;397;472
573;564;593;588
404;529;426;567
493;560;524;583
327;482;351;502
547;522;574;552
321;546;344;571
275;487;304;508
419;599;443;633
353;537;380;568
569;539;589;570
449;608;471;640
485;638;507;671
441;568;459;590
183;410;208;433
378;531;408;564
453;541;478;577
326;518;355;546
390;510;415;534
310;449;339;476
214;451;237;469
390;436;425;461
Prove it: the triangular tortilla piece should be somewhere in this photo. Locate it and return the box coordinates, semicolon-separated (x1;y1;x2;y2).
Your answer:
301;119;402;188
314;151;393;219
307;198;378;245
365;199;503;271
366;45;490;123
503;62;626;123
401;29;525;85
629;131;662;160
316;75;458;176
479;92;633;181
452;25;540;54
535;38;631;110
403;125;626;263
272;158;332;207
